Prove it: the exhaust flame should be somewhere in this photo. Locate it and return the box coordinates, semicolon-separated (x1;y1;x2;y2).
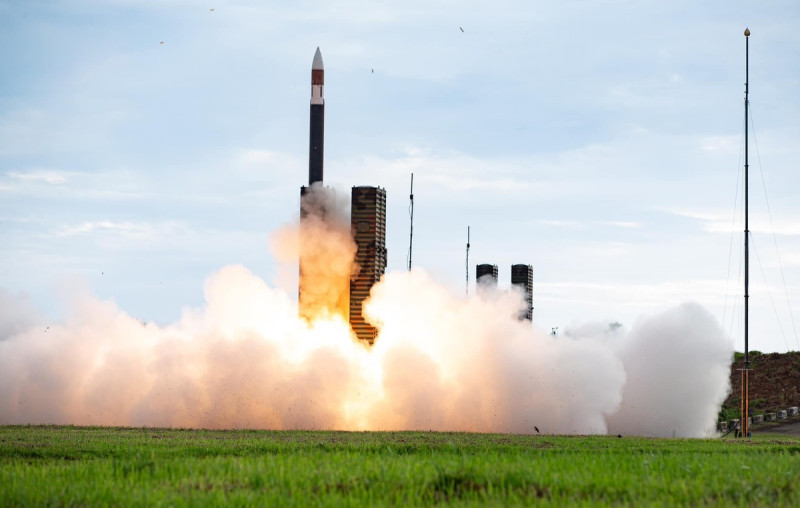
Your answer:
278;184;354;322
0;204;733;436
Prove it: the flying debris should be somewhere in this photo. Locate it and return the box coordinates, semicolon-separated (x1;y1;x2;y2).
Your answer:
534;426;540;434
459;27;464;32
159;41;164;45
371;69;374;73
210;8;215;12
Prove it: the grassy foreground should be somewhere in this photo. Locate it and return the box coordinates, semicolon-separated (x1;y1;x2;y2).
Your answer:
2;426;799;506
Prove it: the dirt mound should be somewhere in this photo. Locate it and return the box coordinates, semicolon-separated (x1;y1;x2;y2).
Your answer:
723;351;800;416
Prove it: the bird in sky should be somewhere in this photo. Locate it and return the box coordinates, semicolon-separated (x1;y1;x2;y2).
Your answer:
459;27;464;32
210;8;214;12
159;41;164;45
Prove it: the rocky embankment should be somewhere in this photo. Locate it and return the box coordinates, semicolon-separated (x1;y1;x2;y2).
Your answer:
720;351;800;432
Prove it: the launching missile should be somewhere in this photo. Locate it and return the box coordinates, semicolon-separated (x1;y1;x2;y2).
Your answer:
309;47;324;185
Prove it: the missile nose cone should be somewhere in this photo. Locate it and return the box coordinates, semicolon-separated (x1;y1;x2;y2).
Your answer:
312;47;324;70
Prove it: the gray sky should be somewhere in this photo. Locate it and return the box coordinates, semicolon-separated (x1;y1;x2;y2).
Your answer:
1;0;798;352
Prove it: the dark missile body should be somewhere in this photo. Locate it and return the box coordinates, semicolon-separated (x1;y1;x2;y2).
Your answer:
309;48;325;185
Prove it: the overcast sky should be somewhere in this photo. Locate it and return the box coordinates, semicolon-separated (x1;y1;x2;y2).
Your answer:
2;0;798;352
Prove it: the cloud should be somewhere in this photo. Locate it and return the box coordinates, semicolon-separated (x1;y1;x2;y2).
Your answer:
783;251;800;267
666;208;800;236
356;149;551;194
5;170;71;185
55;220;158;239
537;219;583;228
537;220;642;229
0;166;153;201
699;134;740;153
600;221;642;228
537;279;728;311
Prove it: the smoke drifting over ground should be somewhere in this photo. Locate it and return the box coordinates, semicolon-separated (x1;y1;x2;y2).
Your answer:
0;211;733;436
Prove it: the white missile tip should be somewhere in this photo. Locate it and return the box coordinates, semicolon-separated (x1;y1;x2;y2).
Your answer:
312;47;324;70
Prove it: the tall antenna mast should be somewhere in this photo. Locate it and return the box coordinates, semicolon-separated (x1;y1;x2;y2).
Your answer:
741;27;751;439
407;173;414;271
465;226;470;295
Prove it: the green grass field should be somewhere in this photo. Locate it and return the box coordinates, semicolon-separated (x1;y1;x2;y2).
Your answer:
2;426;799;506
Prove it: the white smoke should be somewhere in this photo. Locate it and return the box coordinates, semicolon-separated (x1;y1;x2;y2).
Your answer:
0;264;732;436
604;303;733;437
0;288;42;340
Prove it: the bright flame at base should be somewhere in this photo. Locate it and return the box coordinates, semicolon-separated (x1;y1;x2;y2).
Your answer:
293;184;355;324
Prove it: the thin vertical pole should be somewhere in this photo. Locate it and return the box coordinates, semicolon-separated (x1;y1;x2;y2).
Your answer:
740;370;744;436
742;27;751;438
466;226;470;295
408;173;414;271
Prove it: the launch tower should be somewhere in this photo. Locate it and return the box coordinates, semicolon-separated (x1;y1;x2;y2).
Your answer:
349;186;387;344
476;264;499;289
511;264;534;321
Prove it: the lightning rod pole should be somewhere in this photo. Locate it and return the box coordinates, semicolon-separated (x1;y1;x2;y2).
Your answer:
408;173;414;271
466;226;470;295
742;27;751;439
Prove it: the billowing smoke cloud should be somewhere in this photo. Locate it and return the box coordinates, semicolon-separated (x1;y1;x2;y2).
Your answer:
0;288;42;340
604;303;733;437
272;183;355;321
0;205;733;436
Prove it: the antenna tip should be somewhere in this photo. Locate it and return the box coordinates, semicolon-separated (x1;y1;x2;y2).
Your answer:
744;27;750;37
